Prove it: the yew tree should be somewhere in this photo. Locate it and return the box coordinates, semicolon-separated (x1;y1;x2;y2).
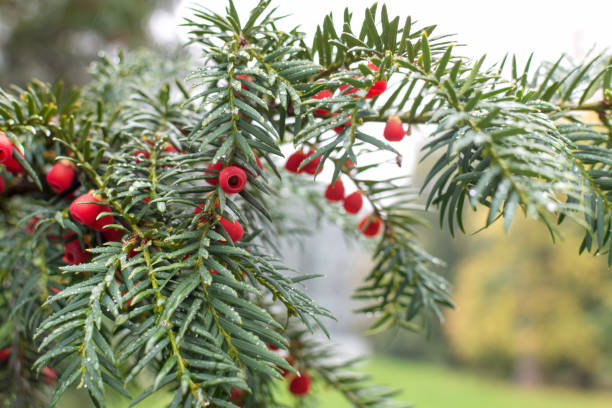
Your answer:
1;1;612;407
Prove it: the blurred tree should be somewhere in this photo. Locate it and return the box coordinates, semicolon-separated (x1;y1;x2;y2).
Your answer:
446;213;612;387
0;0;174;86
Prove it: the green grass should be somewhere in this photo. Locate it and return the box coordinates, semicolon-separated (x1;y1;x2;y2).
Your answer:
308;357;612;408
61;357;612;407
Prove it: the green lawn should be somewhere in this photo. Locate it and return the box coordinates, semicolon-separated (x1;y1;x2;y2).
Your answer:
61;357;612;407
307;357;612;408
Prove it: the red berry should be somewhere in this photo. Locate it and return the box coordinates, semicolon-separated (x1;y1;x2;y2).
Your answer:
0;132;24;174
229;388;245;402
194;204;204;215
285;151;307;173
90;211;114;231
62;234;90;265
339;75;360;96
313;89;332;100
133;149;149;163
26;217;39;234
163;144;179;153
219;216;244;242
325;179;345;202
312;89;332;116
102;226;123;242
267;344;280;351
0;347;10;362
46;160;75;194
236;74;252;90
69;192;104;226
205;162;224;185
121;289;134;307
0;174;4;194
219;166;247;194
289;371;312;396
332;113;352;134
343;191;363;214
41;366;58;385
365;80;387;99
384;116;405;142
358;214;383;237
343;160;356;172
302;150;322;175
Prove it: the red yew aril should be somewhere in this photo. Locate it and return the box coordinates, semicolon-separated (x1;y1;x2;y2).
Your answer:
133;149;149;163
285;151;307;173
219;216;244;242
46;160;76;194
325;179;345;202
312;89;333;116
0;347;10;362
90;211;114;231
365;80;387;99
41;366;58;385
69;192;105;226
332;113;352;134
229;387;245;402
384;116;405;142
358;214;383;237
163;143;179;153
0;132;24;174
236;74;252;90
62;234;90;265
343;191;363;214
289;371;312;396
26;217;39;234
302;151;322;175
205;161;224;185
219;166;247;194
102;226;124;242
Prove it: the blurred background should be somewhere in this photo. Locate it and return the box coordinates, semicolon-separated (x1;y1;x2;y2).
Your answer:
4;1;612;407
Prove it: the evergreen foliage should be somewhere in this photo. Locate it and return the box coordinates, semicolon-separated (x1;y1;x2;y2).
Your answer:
1;1;611;406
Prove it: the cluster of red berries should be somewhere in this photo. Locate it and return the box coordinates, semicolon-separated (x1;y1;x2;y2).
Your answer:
0;347;57;385
324;177;382;237
308;62;388;134
284;150;322;174
313;63;387;108
132;142;180;164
